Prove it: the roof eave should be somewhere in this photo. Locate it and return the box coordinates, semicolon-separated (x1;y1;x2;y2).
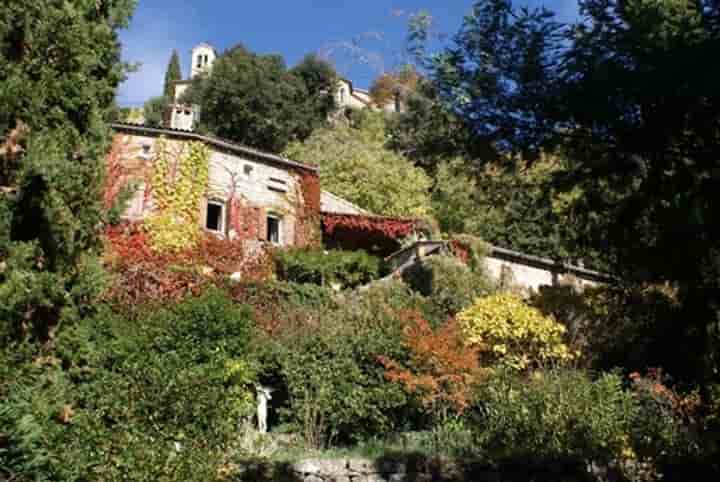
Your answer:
110;122;318;173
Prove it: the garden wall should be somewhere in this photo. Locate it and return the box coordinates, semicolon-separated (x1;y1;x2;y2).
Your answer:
238;456;602;482
386;241;612;295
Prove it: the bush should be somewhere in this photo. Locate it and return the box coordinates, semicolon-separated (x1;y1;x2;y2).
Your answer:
270;322;410;448
457;293;574;370
472;369;636;463
530;283;699;378
230;280;336;334
402;254;494;320
274;248;381;289
0;289;258;481
259;281;436;448
379;312;486;420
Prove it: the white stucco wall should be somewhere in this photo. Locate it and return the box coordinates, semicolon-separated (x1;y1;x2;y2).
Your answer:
207;149;300;244
169;105;195;131
336;79;370;110
174;83;190;102
484;255;600;294
113;132;306;247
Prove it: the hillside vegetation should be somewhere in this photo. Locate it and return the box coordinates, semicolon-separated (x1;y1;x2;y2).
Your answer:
3;1;720;481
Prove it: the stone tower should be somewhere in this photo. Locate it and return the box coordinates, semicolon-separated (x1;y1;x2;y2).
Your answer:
190;42;217;78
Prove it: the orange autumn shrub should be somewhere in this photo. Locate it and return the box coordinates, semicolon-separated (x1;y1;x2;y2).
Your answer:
379;312;487;419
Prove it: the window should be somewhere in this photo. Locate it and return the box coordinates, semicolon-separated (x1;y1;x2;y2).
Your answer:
205;200;225;234
266;216;282;245
339;88;345;104
196;55;203;68
243;164;254;179
140;144;152;158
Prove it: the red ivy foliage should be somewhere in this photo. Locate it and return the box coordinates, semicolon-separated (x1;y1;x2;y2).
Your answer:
629;368;702;425
103;223;272;308
229;195;264;242
322;213;418;239
449;239;471;265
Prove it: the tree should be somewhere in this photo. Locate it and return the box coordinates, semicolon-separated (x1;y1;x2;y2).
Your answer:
369;65;420;107
291;53;338;121
182;44;320;153
0;0;136;342
387;79;498;173
163;49;182;98
420;0;720;383
284;111;432;217
143;95;167;127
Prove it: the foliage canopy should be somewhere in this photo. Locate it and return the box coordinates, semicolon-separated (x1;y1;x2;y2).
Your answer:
285;111;432;217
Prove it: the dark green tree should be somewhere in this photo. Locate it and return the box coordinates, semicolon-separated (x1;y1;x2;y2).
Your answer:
291;53;338;120
163;49;182;98
183;45;319;152
420;0;720;383
0;0;136;342
387;79;499;173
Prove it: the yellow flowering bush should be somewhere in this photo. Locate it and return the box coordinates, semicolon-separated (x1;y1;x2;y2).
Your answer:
146;139;210;251
457;293;574;370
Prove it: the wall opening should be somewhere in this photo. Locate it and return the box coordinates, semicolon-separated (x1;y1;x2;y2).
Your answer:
267;215;282;245
205;200;225;234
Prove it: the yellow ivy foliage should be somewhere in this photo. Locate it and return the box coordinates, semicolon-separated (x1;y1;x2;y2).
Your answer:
457;293;575;370
145;139;210;251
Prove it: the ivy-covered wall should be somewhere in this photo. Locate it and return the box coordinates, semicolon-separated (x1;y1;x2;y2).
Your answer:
105;130;321;250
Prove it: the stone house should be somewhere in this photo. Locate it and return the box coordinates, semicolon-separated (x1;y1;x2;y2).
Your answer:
108;122;322;249
335;77;406;113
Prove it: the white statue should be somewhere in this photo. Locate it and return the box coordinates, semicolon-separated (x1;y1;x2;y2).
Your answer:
256;385;273;433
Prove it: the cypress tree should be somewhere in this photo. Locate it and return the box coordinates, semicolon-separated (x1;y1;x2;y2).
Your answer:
0;0;137;342
163;49;183;98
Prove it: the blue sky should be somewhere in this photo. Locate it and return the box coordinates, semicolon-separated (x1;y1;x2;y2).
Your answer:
118;1;579;107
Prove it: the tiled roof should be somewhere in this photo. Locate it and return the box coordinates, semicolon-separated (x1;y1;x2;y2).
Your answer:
110;122;318;173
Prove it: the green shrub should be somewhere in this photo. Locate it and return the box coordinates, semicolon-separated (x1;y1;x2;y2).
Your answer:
230;280;337;334
271;327;410;448
261;282;432;448
275;248;381;288
0;289;258;481
471;369;637;463
402;255;494;319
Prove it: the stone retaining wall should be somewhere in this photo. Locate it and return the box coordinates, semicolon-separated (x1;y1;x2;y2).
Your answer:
286;457;598;482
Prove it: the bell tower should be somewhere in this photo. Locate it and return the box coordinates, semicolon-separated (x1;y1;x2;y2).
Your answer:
190;43;217;78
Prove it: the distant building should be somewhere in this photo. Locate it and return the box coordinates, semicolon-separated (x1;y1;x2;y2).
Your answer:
334;77;406;114
163;43;218;130
162;42;403;131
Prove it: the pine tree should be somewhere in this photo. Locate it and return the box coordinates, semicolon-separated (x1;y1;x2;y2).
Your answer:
163;49;182;98
0;0;136;343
